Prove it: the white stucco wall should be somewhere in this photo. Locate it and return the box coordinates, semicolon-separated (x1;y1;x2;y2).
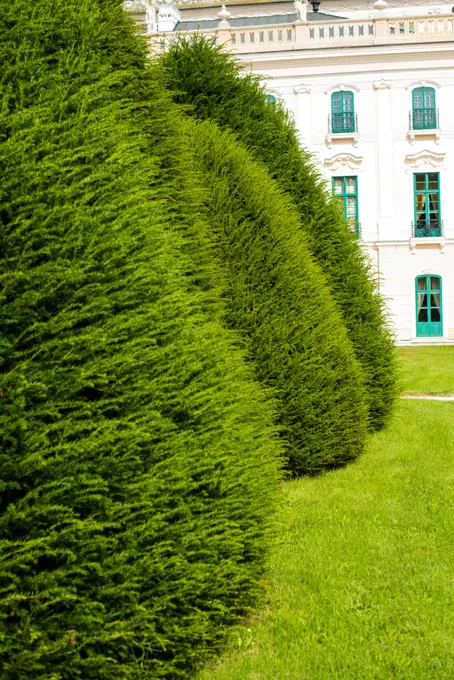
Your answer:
252;39;454;342
150;0;454;343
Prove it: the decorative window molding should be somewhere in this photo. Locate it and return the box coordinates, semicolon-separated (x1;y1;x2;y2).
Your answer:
293;84;311;95
324;83;360;94
405;79;441;91
408;86;439;144
373;79;391;90
414;275;443;337
405;149;445;169
408;129;441;146
410;239;446;254
327;91;358;147
324;153;364;172
326;133;360;149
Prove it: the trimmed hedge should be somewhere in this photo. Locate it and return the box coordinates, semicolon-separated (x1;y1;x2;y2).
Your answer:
160;36;398;430
0;2;281;678
185;117;369;474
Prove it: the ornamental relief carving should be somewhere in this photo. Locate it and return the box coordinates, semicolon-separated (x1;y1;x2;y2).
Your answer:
405;79;441;90
373;79;391;90
293;84;311;94
324;83;360;94
324;153;364;171
405;149;445;169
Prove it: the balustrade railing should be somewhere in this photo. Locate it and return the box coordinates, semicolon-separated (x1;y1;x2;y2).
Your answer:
412;218;443;238
230;26;295;47
409;109;439;131
388;16;454;38
329;112;358;134
147;12;454;54
308;21;374;42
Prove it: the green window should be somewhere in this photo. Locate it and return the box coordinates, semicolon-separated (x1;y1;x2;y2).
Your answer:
265;94;276;104
416;275;442;337
333;176;359;235
331;91;355;133
413;173;441;237
412;87;437;130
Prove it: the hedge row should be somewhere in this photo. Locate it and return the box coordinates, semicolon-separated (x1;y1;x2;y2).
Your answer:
161;36;398;430
0;1;281;677
185;117;368;474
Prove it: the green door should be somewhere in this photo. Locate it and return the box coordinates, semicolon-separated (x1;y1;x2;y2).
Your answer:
416;275;443;337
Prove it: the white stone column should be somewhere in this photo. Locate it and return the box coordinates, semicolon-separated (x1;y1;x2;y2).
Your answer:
373;79;393;240
293;84;312;147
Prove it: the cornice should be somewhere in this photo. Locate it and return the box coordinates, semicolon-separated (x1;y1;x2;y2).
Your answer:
244;43;454;68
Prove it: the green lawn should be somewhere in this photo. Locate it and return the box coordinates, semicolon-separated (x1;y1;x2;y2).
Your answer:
198;400;454;679
399;346;454;394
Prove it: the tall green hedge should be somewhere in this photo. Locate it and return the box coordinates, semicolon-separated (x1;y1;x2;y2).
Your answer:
0;2;281;677
160;36;398;430
185;117;368;474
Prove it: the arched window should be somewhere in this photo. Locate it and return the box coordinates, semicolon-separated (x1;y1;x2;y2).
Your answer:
415;275;443;337
331;91;355;133
412;87;437;130
265;94;276;104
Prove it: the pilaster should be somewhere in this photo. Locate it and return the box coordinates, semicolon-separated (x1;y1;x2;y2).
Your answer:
294;84;312;146
373;80;393;238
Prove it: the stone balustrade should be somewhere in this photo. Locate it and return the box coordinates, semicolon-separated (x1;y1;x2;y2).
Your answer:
149;12;454;53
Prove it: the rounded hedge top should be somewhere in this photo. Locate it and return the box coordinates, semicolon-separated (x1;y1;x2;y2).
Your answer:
186;116;369;475
0;2;281;677
160;36;398;430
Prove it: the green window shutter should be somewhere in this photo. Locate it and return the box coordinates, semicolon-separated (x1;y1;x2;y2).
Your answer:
332;176;359;236
331;91;355;133
413;172;441;237
412;87;437;129
415;275;443;337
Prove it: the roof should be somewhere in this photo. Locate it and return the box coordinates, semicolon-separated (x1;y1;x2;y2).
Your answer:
306;11;348;20
175;11;346;31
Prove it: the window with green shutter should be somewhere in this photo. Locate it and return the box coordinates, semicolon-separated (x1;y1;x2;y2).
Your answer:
332;176;359;236
413;173;442;237
330;91;356;133
412;87;437;130
415;275;442;337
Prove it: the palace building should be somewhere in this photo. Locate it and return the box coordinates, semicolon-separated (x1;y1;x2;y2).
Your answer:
126;0;454;344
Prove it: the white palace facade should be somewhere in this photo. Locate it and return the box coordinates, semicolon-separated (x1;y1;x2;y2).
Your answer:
127;0;454;344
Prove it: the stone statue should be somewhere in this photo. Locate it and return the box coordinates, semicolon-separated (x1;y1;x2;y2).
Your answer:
145;0;157;33
294;0;307;21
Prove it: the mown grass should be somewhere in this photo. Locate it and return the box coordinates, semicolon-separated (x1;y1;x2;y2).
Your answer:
399;346;454;394
198;399;454;680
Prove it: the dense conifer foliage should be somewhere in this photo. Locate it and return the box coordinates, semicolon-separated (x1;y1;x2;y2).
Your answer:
0;2;281;677
186;118;368;474
161;37;398;430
